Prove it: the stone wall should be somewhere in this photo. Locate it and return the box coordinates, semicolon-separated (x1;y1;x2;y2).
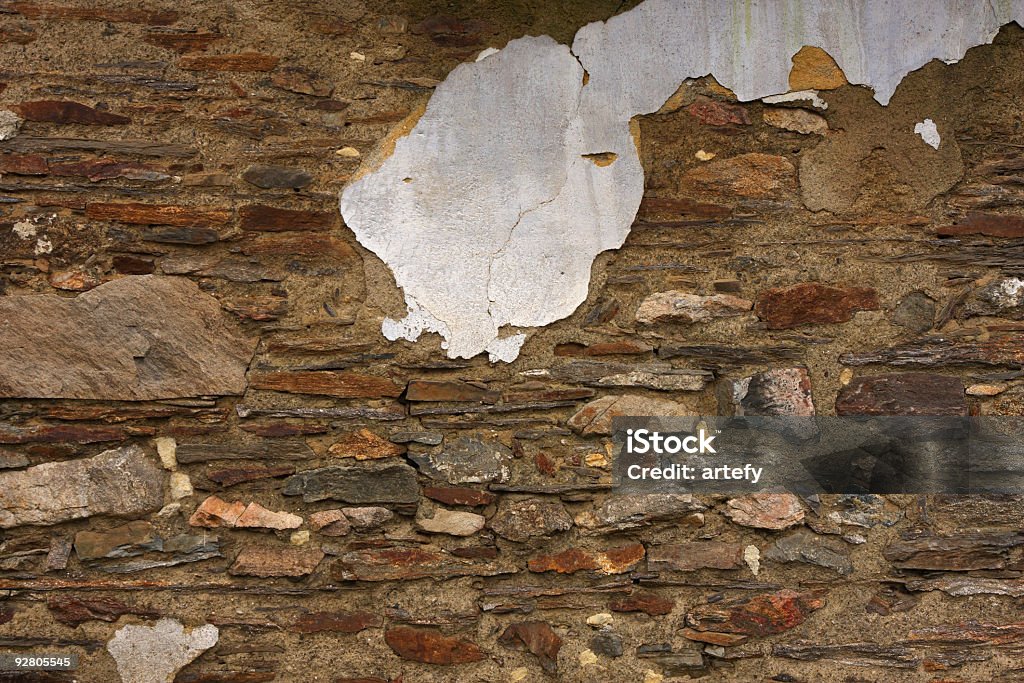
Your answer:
1;1;1024;681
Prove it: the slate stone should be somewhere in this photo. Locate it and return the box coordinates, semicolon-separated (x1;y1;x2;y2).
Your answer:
74;521;160;561
0;276;256;400
755;282;879;329
0;445;165;529
686;589;826;638
14;100;131;125
489;498;573;542
528;543;645;575
892;291;936;332
575;494;704;534
409;436;512;484
242;165;313;189
590;630;624;658
836;373;966;416
282;462;420;504
764;530;854;574
384;626;484;665
647;542;745;572
498;621;563;674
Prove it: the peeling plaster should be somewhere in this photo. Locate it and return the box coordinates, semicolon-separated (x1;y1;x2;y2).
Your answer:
915;118;941;149
340;0;1024;361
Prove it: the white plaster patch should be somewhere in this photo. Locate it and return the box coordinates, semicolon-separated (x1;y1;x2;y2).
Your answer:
914;118;941;149
476;47;500;61
341;0;1024;361
485;333;527;363
107;618;218;683
762;89;829;110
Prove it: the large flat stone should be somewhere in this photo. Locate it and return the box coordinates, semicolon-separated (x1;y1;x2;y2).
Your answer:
0;445;165;529
0;275;256;400
282;462;420;505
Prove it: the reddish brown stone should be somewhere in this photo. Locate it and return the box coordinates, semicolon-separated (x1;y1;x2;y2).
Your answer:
47;595;159;627
86;202;231;226
292;611;381;634
451;546;498;560
328;429;406;460
638;196;732;220
755;282;879;329
228;546;324;578
937;212;1024;238
836;373;966;416
144;30;223;53
609;591;675;616
50;159;168;182
189;495;246;528
423;486;496;507
250;371;403;399
242;233;357;260
9;2;178;24
412;16;489;47
111;255;155;274
384;626;484;664
527;543;645;575
235;502;302;531
687;97;751;126
179;53;279;72
0;153;47;175
679;153;796;199
13;101;130;125
271;67;333;97
498;621;562;674
883;530;1024;571
686;589;826;637
0;423;135;445
647;542;745;572
725;494;805;530
239;205;336;232
334;546;513;581
680;628;749;646
406;379;498;402
207;465;296;488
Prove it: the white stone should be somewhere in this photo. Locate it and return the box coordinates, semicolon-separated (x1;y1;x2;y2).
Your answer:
586;612;613;627
415;508;486;536
341;0;1024;362
107;618;218;683
169;472;193;500
914;118;941;149
743;544;761;576
155;436;177;470
0;110;21;141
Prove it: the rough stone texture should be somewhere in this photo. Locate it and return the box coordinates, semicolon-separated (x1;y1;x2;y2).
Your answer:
0;276;255;400
754;282;880;330
567;395;696;435
527;543;645;575
410;436;512;484
228;546;324;577
106;618;219;683
489;498;574;542
836;373;967;416
416;508;486;536
635;291;752;324
0;445;164;528
282;463;420;505
725;494;805;530
385;626;484;665
499;621;563;674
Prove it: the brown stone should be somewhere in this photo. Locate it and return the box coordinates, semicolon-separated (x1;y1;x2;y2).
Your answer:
144;30;223;53
406;379;498;402
686;589;826;636
490;498;573;542
755;282;879;329
0;445;164;529
567;395;695;436
250;371;403;399
729;367;815;416
527;543;645;575
0;153;47;175
327;429;407;460
609;591;675;616
763;107;829;135
292;611;381;634
424;486;496;507
242;165;313;189
179;53;279;71
835;373;966;416
575;494;704;534
235;503;303;530
47;595;159;627
9;2;177;24
680;628;749;646
0;277;255;400
679;153;796;199
498;621;562;674
635;291;751;324
271;67;334;97
308;509;351;536
207;465;296;488
647;542;745;572
74;520;157;561
883;530;1024;571
384;626;484;665
239;205;335;231
13;100;130;125
553;341;652;356
937;212;1024;238
228;546;324;578
189;496;246;528
687;96;751;126
725;494;805;530
334;546;514;581
789;46;847;90
242;233;357;260
86;202;231;226
50;158;169;182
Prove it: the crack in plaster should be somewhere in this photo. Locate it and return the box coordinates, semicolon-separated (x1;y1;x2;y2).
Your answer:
341;0;1024;362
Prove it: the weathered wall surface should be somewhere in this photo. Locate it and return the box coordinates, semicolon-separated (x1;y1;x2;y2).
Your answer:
1;1;1024;681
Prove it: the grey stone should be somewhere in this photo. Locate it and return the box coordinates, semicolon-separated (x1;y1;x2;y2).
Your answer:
107;618;218;683
590;630;624;658
892;291;936;332
0;276;256;400
242;165;313;189
389;430;444;445
489;498;573;542
764;529;854;575
283;462;420;504
575;494;704;534
341;506;395;529
0;448;29;469
0;445;165;529
410;436;512;484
